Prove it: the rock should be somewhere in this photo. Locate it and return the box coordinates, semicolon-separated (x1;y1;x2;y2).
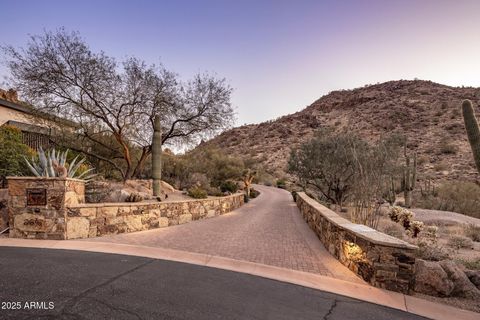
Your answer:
178;213;192;224
414;259;454;296
124;215;143;232
465;270;480;290
66;217;90;239
439;260;480;298
158;217;169;228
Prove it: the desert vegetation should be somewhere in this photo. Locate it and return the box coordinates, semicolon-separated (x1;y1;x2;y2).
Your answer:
2;29;234;181
287;99;480;311
288;128;402;227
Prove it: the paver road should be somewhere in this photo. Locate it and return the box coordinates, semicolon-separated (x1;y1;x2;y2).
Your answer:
87;185;361;283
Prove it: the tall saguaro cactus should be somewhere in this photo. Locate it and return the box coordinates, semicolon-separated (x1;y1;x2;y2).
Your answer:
152;115;162;197
462;99;480;174
403;143;417;208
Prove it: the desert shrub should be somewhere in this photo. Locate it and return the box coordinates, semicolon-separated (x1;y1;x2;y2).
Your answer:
187;186;208;199
387;206;424;237
249;188;260;198
0;125;35;180
189;172;211;190
208;188;224;197
457;258;480;270
433;162;448;172
447;235;474;250
416;242;451;261
420;182;480;218
423;225;439;242
276;178;287;189
409;220;424;238
264;181;273;186
439;182;480;218
438;138;457;155
291;190;297;201
220;180;238;193
380;221;405;239
288;130;401;213
464;224;480;242
388;206;413;229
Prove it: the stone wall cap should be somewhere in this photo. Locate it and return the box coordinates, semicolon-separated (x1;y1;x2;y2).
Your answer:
68;192;244;208
297;192;417;250
6;176;86;183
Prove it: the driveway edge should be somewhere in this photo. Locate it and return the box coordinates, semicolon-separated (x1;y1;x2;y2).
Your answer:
0;238;478;320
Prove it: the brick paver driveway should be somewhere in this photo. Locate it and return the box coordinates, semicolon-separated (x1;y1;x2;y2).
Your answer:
87;185;362;283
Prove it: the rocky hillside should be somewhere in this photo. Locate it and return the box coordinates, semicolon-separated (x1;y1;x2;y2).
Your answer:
201;80;480;183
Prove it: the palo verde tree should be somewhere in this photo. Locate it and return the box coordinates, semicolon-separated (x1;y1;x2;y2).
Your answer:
2;29;234;180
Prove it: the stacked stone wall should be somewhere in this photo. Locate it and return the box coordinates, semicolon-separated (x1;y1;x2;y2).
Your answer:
7;177;85;239
65;194;244;239
7;177;244;240
296;192;417;294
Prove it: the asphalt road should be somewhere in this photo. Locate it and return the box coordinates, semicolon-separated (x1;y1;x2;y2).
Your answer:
0;247;427;320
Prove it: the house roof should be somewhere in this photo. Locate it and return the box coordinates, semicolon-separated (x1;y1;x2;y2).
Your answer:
0;97;79;129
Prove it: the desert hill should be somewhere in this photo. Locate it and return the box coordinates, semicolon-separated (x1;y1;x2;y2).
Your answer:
201;80;480;183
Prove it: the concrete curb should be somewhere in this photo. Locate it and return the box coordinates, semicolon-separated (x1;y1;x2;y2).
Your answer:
0;238;478;320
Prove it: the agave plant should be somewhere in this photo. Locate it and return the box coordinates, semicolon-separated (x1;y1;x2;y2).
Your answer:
24;147;96;180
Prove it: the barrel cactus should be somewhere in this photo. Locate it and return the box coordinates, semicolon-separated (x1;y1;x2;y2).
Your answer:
462;99;480;174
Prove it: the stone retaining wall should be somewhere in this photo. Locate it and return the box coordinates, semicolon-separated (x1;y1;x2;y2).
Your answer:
65;194;244;239
7;177;244;240
296;192;417;294
7;177;85;239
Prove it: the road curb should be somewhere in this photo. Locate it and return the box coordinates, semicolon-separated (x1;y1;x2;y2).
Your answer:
0;238;478;320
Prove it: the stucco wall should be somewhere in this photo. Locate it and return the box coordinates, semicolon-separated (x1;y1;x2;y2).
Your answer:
296;192;417;294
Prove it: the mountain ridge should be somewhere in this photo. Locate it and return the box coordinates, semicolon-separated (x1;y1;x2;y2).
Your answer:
201;79;480;183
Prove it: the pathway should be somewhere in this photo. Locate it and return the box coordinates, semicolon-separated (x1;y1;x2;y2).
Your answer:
86;185;362;283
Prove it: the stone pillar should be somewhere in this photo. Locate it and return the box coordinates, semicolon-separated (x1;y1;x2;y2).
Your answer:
7;177;85;239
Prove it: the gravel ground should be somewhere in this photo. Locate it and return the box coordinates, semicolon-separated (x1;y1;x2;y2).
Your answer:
411;208;480;226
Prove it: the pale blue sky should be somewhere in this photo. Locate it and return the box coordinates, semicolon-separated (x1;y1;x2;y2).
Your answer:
1;0;479;126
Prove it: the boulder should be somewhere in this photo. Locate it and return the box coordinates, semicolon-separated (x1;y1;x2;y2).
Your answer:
439;260;480;298
464;270;480;290
415;259;454;296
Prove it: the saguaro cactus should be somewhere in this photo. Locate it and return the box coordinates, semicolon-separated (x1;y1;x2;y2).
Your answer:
462;99;480;174
402;144;417;208
152;115;162;197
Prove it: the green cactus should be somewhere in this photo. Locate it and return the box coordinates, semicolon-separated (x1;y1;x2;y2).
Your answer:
152;115;162;197
385;176;396;205
402;143;417;208
462;99;480;174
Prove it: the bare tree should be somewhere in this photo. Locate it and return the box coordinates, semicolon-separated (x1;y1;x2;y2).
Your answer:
288;129;365;207
2;29;234;180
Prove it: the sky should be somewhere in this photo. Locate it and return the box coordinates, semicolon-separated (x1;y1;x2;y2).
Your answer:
1;0;480;126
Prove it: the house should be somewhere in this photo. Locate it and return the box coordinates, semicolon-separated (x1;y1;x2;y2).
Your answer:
0;88;77;150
